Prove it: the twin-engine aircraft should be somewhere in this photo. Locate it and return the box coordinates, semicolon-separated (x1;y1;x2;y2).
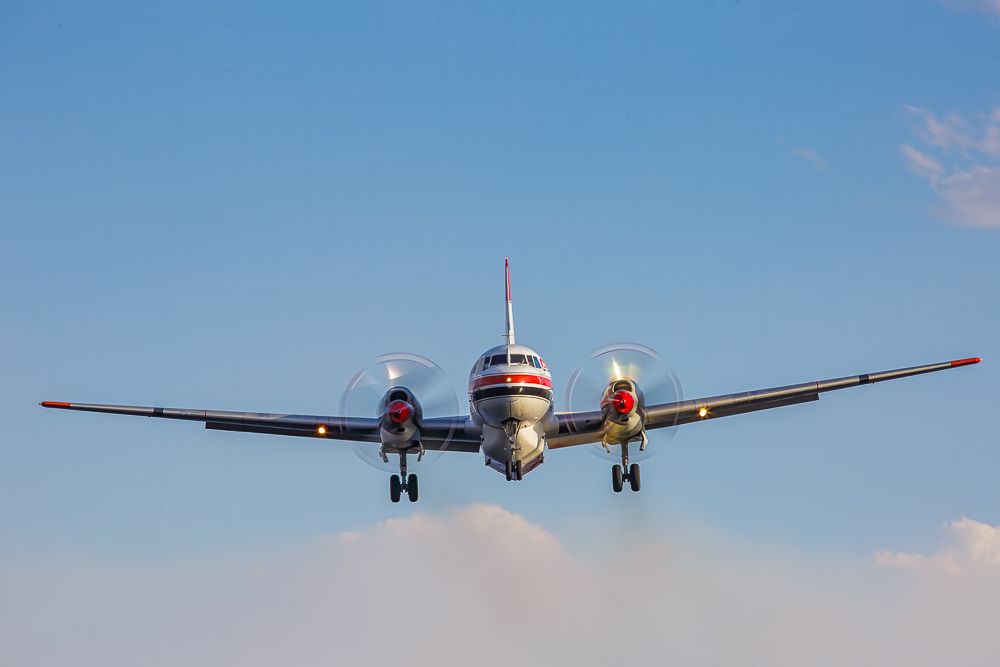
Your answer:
42;260;980;502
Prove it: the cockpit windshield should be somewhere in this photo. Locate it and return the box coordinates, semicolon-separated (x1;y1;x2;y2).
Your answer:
481;352;545;370
483;354;507;369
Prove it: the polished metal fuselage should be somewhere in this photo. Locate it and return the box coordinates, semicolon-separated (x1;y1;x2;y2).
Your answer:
468;343;553;476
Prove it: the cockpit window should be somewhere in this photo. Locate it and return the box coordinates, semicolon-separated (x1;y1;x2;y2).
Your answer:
528;356;540;368
488;354;508;367
509;354;528;365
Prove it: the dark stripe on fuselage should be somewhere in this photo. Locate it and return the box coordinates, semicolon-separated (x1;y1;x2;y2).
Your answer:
472;386;552;402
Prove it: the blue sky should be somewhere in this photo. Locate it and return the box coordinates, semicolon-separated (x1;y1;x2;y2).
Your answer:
2;1;1000;663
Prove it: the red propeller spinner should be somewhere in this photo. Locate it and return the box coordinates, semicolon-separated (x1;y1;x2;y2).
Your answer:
610;390;636;414
387;399;413;424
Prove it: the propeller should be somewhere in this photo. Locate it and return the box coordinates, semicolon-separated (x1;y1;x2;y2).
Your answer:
339;352;459;472
564;343;683;462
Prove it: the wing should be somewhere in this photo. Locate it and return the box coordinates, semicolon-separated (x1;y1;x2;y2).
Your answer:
38;401;482;452
548;357;981;449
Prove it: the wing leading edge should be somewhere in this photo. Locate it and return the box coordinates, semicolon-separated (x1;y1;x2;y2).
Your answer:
548;357;981;449
38;401;481;452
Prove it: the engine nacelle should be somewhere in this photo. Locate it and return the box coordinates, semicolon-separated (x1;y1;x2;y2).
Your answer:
599;379;646;445
378;386;422;448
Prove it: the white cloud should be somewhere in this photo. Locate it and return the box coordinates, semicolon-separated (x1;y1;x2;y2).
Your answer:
904;106;1000;157
901;106;1000;228
3;506;1000;667
791;147;827;170
901;144;944;179
877;517;1000;574
941;0;1000;18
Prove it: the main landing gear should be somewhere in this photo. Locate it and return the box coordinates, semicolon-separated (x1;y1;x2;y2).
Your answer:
389;451;418;503
611;441;641;493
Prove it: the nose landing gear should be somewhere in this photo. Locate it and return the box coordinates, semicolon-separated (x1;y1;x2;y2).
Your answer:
504;459;524;481
389;450;419;502
611;441;641;493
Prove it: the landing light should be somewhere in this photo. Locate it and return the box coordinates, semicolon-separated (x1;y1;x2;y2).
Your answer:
698;407;708;418
317;425;327;435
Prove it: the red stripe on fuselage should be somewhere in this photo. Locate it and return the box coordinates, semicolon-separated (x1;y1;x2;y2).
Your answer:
470;374;552;390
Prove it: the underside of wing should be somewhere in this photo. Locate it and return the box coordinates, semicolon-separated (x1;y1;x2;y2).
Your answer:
39;401;482;452
547;357;980;449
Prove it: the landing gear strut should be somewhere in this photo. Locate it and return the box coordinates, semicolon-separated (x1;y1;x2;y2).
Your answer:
504;459;523;481
390;450;419;503
611;441;641;493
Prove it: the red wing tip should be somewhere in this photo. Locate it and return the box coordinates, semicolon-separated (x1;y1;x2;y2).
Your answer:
40;401;72;408
950;357;982;367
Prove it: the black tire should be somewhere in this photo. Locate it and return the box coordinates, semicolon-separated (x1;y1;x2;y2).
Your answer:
505;461;513;481
407;474;419;502
612;464;624;493
629;463;641;492
389;474;402;503
514;460;523;480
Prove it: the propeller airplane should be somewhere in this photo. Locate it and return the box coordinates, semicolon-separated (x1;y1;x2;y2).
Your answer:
41;259;981;502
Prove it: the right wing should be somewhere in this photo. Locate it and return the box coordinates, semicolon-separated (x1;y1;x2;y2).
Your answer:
548;357;981;449
39;401;482;452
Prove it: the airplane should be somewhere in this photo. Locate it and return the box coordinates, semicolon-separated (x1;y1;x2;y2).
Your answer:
41;259;981;502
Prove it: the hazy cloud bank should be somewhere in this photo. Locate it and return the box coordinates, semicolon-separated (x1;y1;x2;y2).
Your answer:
3;505;999;666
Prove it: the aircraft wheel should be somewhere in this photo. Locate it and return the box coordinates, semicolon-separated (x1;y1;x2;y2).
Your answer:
611;464;624;493
514;460;523;481
628;463;641;492
407;474;419;502
390;474;402;503
505;461;513;481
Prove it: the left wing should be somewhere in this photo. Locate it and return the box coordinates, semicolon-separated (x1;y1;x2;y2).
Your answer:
548;357;981;449
39;401;482;452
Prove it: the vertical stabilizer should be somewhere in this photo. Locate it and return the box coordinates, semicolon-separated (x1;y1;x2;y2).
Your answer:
504;258;516;345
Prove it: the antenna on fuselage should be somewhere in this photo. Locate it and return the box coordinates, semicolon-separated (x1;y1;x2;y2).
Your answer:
504;257;516;346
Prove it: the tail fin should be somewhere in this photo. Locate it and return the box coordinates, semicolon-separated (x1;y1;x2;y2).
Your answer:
504;258;516;345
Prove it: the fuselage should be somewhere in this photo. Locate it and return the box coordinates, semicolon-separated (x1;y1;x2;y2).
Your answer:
468;343;552;476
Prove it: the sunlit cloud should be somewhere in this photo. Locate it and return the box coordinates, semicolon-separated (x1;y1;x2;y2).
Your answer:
3;506;1000;667
791;146;827;171
901;106;1000;228
877;517;1000;574
940;0;1000;18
